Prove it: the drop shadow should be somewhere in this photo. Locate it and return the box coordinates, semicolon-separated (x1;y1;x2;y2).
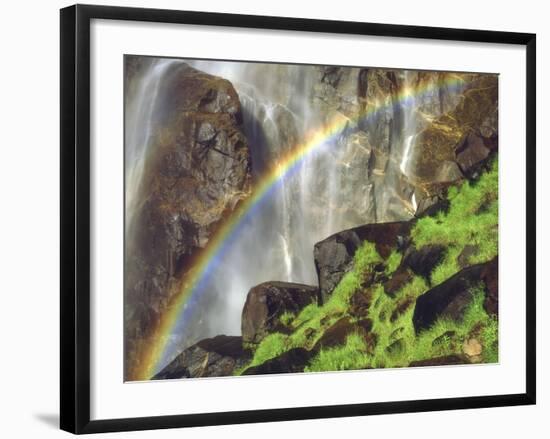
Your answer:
34;413;59;430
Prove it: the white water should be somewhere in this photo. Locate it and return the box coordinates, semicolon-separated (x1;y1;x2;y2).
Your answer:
125;59;178;228
399;71;418;179
127;59;427;366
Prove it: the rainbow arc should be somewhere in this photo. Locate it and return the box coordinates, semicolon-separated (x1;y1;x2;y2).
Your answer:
135;73;466;381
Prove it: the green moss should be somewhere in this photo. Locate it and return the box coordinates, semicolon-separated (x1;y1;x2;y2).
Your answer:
238;160;498;375
366;286;496;368
480;315;499;363
413;158;498;286
304;333;370;372
248;333;289;367
354;241;383;274
385;250;403;275
279;311;295;326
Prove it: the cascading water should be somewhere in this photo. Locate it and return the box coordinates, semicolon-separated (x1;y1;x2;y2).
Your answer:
399;71;418;178
127;59;438;370
125;58;178;230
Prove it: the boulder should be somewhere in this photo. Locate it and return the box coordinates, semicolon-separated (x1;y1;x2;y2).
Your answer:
412;73;498;187
312;317;373;351
153;335;251;379
480;256;498;316
435;160;464;183
124;62;252;380
349;290;372;318
412;258;497;333
415;195;450;218
402;244;446;279
455;132;492;178
383;269;413;297
314;221;412;303
242;348;313;375
241;281;318;344
409;355;469;367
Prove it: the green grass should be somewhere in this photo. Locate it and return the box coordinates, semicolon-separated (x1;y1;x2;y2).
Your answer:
238;159;498;375
354;241;383;274
279;311;295;326
304;333;370;372
385;250;403;275
308;285;498;371
248;332;289;368
412;158;498;286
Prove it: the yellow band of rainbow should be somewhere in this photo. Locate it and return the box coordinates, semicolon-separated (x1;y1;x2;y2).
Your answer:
134;73;466;381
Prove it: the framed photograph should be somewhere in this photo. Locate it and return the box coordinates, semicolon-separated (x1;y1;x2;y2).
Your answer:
60;4;536;434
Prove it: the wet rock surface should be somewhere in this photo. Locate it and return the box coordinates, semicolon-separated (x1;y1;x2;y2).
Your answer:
153;335;252;379
313;317;373;351
314;221;412;303
126;61;499;380
242;348;313;375
241;281;318;344
125;62;252;380
402;244;446;279
409;354;469;367
412;257;498;333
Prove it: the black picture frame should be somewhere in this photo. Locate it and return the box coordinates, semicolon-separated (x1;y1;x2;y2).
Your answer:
60;4;536;434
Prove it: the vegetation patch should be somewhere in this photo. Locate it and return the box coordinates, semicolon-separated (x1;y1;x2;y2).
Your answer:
239;159;498;375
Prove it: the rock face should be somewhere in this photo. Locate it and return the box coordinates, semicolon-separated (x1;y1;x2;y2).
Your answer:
314;221;412;303
241;281;318;344
125;61;252;380
412;74;498;189
409;355;469;367
412;257;498;333
402;244;446;279
480;256;499;316
242;348;313;375
455;132;492;178
313;317;373;351
153;335;251;379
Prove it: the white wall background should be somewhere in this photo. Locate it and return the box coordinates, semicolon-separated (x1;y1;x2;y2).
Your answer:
0;0;546;437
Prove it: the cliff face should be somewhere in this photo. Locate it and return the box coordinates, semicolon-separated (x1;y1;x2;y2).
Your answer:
309;67;498;222
125;59;499;380
124;61;252;380
155;158;498;379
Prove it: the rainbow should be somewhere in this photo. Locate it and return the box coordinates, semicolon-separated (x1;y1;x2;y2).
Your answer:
135;72;467;380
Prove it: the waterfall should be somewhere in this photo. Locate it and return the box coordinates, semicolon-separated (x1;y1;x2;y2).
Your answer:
125;58;180;229
130;60;445;366
399;71;418;178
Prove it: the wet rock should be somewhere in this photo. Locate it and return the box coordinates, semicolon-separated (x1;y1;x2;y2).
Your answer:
313;317;372;351
314;66;366;118
402;244;446;279
412;74;498;187
153;335;251;379
455;132;492;178
314;221;412;303
349;290;372;318
384;269;413;297
415;195;450;218
242;348;313;375
480;256;498;316
125;63;252;380
409;355;469;367
412;258;497;333
241;281;318;344
435;160;464;183
390;296;415;322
